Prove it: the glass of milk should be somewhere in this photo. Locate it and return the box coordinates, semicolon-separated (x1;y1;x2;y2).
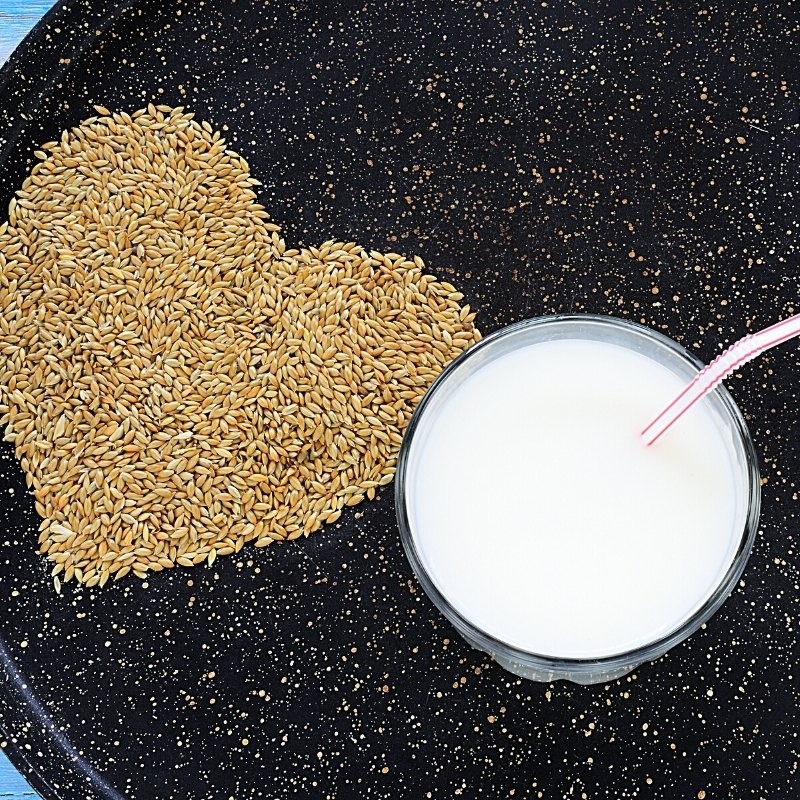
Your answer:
395;315;761;684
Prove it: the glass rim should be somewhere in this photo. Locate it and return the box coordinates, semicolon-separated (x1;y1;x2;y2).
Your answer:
395;314;762;676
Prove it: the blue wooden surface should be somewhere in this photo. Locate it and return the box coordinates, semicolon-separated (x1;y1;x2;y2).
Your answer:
0;0;54;65
0;1;51;795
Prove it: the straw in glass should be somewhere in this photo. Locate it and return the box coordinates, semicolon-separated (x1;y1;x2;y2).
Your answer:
642;313;800;446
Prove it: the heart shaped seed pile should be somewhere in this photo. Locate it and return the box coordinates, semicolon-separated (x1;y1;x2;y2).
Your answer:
0;105;480;587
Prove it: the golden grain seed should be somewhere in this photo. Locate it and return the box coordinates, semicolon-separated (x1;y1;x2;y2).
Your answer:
0;104;480;586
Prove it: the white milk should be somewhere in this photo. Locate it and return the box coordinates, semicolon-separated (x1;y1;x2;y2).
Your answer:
405;336;748;659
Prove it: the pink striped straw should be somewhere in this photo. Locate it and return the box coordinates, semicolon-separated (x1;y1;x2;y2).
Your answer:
642;313;800;446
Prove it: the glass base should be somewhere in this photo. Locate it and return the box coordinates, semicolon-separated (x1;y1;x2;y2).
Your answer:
492;649;640;685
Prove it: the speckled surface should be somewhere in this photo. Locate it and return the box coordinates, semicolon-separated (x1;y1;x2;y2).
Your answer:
0;1;799;798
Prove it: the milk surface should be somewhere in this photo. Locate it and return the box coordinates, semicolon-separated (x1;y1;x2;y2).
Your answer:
406;337;747;659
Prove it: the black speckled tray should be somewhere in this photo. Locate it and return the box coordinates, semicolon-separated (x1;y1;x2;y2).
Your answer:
0;1;799;798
